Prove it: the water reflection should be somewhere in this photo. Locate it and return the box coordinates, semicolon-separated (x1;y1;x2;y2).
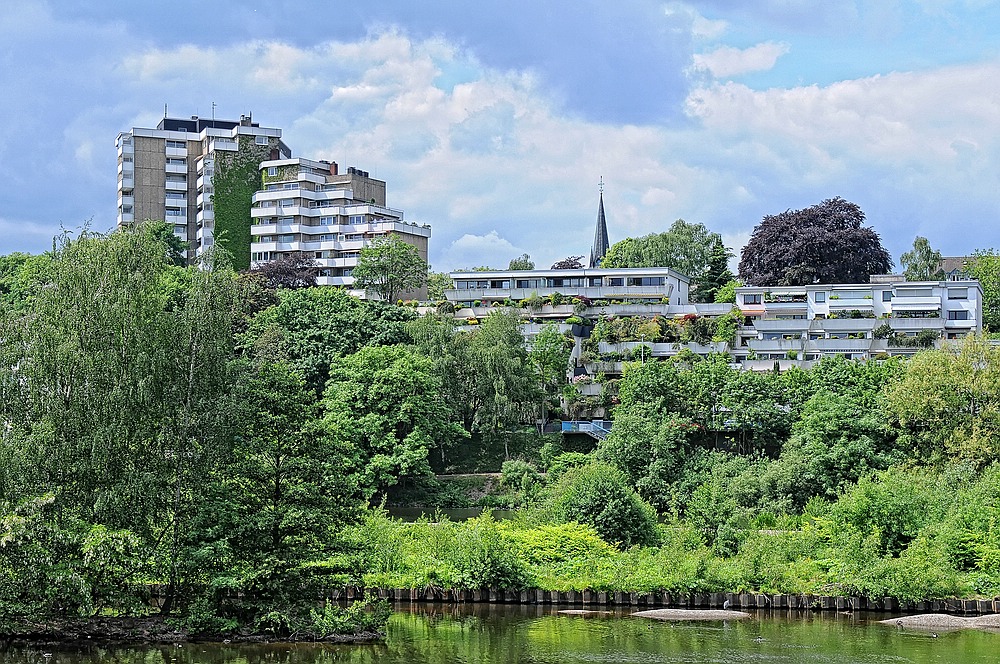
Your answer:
4;603;998;664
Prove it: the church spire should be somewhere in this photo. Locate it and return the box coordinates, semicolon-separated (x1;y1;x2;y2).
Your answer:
589;177;609;268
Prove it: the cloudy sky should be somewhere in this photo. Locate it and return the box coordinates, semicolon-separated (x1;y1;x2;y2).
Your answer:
1;1;998;271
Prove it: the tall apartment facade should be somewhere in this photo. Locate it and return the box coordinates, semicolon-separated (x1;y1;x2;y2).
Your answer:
249;157;431;298
116;114;290;261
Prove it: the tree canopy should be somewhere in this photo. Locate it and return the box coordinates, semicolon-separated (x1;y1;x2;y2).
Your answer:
900;236;944;281
738;197;892;286
600;220;733;300
508;253;535;270
966;250;1000;331
351;233;427;302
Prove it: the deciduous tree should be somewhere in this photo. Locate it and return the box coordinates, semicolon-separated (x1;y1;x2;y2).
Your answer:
900;236;944;281
738;197;892;286
351;234;428;302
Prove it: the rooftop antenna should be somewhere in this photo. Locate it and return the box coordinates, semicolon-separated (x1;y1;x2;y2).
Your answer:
164;103;167;119
212;101;216;122
599;175;604;195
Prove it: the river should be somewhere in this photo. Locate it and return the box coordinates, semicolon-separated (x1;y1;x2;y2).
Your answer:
4;603;998;663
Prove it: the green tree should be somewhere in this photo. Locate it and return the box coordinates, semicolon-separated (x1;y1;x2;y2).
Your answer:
137;219;190;266
551;463;660;548
322;345;468;501
0;228;239;617
713;278;740;304
738;197;892;285
508;253;535;270
352;234;428;302
466;311;538;442
528;324;571;431
0;251;51;311
967;250;1000;330
602;219;722;281
763;390;900;511
240;286;414;394
885;335;1000;465
221;361;357;563
900;236;944;281
694;236;735;303
427;270;454;300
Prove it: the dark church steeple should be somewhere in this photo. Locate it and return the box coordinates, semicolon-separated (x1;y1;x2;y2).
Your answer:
589;177;609;268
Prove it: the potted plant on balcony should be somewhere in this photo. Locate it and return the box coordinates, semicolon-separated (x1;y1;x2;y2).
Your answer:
566;315;594;338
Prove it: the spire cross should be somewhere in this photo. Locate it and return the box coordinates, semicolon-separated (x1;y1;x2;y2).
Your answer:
599;176;604;195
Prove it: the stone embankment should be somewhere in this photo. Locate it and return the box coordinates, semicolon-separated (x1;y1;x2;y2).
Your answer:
334;586;1000;616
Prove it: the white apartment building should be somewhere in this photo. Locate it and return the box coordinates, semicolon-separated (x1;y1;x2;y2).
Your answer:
446;266;691;307
116;114;289;260
734;275;982;369
249;157;431;298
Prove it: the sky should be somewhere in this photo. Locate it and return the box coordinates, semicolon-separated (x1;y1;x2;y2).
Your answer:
1;0;999;272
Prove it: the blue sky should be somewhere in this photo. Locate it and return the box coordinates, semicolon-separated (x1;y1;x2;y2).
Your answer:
1;0;998;271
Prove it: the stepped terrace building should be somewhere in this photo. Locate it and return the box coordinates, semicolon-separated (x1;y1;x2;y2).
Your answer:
116;114;289;261
446;266;690;307
733;275;982;370
249;157;431;298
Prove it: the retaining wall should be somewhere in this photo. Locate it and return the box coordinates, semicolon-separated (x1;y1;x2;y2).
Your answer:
331;587;1000;615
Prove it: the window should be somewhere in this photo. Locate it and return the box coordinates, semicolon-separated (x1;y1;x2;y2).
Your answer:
279;199;295;208
607;278;624;286
320;216;334;225
814;292;826;303
256;135;268;145
882;291;893;302
626;277;665;287
166;140;186;149
744;293;762;305
278;235;295;243
948;288;968;300
589;278;602;287
267;166;278;177
165;208;185;217
948;310;970;320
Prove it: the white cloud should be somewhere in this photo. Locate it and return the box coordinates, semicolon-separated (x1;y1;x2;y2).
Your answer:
440;231;523;270
692;42;790;78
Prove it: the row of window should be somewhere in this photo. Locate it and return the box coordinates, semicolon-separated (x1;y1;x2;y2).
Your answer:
744;288;970;306
456;276;669;290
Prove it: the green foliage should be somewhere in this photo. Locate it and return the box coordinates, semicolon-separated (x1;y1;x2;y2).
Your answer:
241;286;414;394
713;278;740;304
900;236;945;281
968;250;1000;330
451;513;531;589
323;345;468;501
551;463;660;549
426;270;453;300
213;137;275;270
508;253;535;270
601;219;724;284
352;234;428;302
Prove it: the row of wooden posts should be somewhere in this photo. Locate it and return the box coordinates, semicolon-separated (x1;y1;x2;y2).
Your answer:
332;587;1000;615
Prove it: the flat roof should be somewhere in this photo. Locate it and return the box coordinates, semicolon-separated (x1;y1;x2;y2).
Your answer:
450;266;690;282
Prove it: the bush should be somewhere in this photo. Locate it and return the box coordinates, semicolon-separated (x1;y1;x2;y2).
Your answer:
552;463;660;549
451;512;531;589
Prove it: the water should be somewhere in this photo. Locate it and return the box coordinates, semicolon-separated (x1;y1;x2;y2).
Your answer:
4;604;999;663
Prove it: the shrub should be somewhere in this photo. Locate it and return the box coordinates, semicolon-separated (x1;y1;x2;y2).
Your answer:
551;463;660;549
450;512;531;589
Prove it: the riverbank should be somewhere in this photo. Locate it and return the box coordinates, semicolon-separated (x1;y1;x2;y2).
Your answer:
333;586;1000;616
0;616;384;646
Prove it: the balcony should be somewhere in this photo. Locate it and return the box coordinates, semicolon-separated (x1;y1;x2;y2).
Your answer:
118;162;134;175
751;319;810;334
197;209;214;222
118;212;134;224
812;338;872;353
209;139;237;152
747;339;804;353
888;317;944;331
119;177;134;190
165;163;187;174
165;146;188;157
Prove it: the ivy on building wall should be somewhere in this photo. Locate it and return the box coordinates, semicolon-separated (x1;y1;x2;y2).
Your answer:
261;164;298;185
211;138;274;271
